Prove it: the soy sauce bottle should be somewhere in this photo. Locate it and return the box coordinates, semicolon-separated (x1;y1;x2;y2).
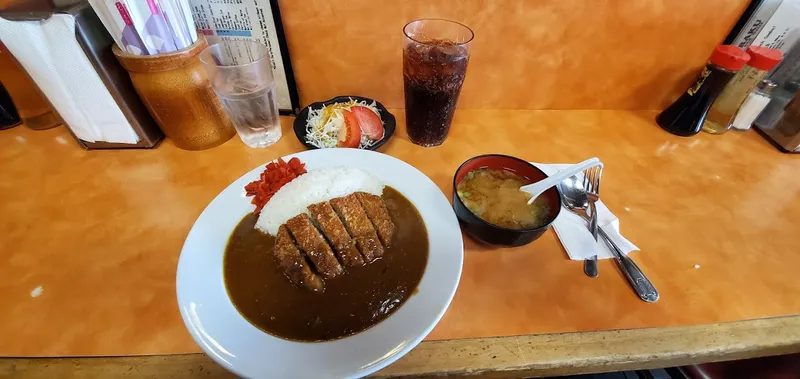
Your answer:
0;83;21;130
657;45;750;137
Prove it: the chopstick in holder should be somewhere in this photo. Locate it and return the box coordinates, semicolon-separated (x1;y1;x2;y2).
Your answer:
90;0;200;55
157;0;192;49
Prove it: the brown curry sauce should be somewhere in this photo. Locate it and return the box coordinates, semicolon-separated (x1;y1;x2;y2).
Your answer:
223;187;428;342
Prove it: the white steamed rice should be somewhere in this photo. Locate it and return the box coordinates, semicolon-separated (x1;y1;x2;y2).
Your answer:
255;167;384;235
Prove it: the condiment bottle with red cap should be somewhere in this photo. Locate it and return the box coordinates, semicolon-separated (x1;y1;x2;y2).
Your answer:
701;46;784;134
657;45;750;137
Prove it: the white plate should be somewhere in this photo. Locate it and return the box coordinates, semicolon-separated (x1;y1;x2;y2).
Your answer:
176;149;464;379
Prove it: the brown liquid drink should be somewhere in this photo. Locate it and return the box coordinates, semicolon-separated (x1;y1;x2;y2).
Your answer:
403;20;473;147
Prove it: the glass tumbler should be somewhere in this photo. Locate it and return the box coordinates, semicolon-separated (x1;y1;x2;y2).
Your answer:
199;40;281;148
403;19;473;147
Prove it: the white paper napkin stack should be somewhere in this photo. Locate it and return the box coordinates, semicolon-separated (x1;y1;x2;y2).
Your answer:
533;163;639;260
0;15;140;144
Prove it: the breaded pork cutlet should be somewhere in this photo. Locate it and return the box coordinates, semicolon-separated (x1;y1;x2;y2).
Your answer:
330;194;384;262
308;201;365;267
274;225;324;292
355;192;395;247
285;213;344;279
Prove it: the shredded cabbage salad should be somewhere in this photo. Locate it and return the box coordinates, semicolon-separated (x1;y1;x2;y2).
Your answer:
305;98;382;149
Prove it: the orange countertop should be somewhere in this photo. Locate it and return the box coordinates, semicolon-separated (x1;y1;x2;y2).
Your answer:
1;110;799;357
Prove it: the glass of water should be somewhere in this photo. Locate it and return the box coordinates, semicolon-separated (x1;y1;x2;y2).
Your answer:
199;40;281;148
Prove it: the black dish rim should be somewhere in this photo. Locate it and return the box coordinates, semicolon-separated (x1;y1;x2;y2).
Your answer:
452;153;563;233
292;95;396;151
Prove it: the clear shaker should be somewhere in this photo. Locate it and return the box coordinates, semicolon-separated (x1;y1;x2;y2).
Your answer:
730;80;778;131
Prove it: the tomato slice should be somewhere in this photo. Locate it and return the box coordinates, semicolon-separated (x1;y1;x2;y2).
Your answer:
350;106;384;141
338;110;362;148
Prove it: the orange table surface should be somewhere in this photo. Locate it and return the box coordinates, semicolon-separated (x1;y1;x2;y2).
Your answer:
1;110;799;356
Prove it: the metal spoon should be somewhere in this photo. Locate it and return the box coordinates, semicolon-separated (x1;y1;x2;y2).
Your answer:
558;175;599;277
558;176;660;302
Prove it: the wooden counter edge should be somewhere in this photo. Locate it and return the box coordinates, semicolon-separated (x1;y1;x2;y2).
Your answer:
3;315;800;378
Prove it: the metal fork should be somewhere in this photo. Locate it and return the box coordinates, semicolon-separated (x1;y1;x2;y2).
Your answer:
582;165;603;277
583;165;659;303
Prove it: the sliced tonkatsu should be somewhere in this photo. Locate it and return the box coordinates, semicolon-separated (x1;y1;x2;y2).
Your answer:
274;225;324;292
285;213;344;279
355;191;395;247
308;201;365;267
330;194;384;262
271;190;396;291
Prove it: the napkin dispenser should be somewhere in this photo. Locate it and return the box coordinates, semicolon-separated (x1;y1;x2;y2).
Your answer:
0;0;163;149
754;40;800;153
754;94;800;153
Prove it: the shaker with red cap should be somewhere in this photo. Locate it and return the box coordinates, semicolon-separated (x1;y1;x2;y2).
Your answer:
701;46;784;134
657;45;750;137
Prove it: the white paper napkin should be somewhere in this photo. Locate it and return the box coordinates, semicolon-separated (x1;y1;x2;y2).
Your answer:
0;15;140;144
533;163;639;260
